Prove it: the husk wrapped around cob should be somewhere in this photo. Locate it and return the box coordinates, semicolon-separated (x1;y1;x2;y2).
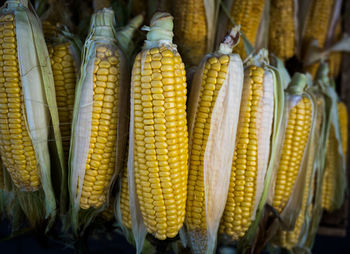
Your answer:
303;64;341;248
69;8;128;234
185;27;244;253
321;78;347;212
267;73;316;233
0;0;66;229
43;24;81;163
217;50;285;252
272;77;322;250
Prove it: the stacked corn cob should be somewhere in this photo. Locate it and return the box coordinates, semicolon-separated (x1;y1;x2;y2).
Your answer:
43;22;80;160
229;0;265;58
185;27;244;252
70;9;128;234
267;74;314;234
322;102;347;211
219;55;275;241
303;0;335;77
0;0;65;227
268;0;295;60
129;12;188;240
172;0;207;66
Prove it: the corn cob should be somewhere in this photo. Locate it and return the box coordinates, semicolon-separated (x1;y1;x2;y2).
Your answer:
172;0;207;66
0;13;41;191
70;9;126;211
120;161;132;229
230;0;265;58
131;12;188;240
43;23;79;161
272;97;313;213
276;122;316;249
321;102;347;211
329;22;342;78
303;0;335;77
0;0;66;227
219;64;274;240
184;28;244;251
268;0;295;60
338;102;348;157
303;0;334;49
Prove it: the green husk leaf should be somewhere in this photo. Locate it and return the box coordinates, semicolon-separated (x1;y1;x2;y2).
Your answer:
116;14;143;57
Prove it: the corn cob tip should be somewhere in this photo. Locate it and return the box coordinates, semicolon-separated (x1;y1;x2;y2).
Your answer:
144;12;174;47
218;26;241;54
91;8;115;27
4;0;26;8
288;73;307;94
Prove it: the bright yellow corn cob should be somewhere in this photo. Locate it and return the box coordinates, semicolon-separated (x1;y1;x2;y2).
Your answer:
120;162;132;229
186;55;231;232
230;0;265;57
338;102;348;157
78;46;120;209
272;97;313;213
276;124;316;249
0;14;41;191
48;43;77;159
219;65;273;240
269;0;295;60
172;0;207;66
329;22;342;78
131;12;188;240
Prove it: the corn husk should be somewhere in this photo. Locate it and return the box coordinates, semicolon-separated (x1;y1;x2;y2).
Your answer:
69;8;129;235
185;27;244;254
0;0;65;230
237;51;286;253
265;73;317;241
